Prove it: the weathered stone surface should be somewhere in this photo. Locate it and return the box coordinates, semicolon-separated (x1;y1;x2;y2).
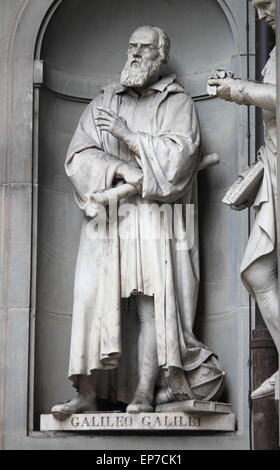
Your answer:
41;412;235;432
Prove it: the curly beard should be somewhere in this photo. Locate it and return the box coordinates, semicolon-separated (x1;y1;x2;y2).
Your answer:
121;56;163;88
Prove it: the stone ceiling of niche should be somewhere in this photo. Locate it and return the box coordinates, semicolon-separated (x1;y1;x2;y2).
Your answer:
41;0;235;99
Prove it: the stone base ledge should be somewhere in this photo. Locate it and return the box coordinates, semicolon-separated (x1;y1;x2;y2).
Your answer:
41;401;235;432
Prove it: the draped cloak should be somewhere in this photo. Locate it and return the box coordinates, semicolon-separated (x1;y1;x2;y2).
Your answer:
240;47;277;291
65;75;213;403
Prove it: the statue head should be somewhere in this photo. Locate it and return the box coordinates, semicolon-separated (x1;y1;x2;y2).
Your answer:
121;25;170;88
251;0;276;31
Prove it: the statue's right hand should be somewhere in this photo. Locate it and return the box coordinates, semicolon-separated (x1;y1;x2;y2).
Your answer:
116;164;143;188
207;78;238;102
207;70;235;101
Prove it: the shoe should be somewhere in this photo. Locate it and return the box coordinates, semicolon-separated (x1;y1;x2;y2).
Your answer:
251;372;278;400
126;391;154;413
51;394;97;421
155;388;170;406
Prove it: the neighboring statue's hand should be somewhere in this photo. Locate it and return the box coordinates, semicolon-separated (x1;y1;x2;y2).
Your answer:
207;70;234;100
116;163;143;189
208;70;276;111
207;78;236;102
208;72;248;105
209;70;234;79
96;107;132;141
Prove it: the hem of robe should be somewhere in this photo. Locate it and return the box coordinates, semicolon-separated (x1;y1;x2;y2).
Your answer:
68;348;214;391
120;289;155;299
159;349;213;372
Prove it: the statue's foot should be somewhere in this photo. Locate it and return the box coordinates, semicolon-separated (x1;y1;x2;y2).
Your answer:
126;391;154;413
51;394;97;421
251;371;278;400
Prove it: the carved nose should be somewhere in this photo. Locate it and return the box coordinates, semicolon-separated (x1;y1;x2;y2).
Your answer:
133;46;142;57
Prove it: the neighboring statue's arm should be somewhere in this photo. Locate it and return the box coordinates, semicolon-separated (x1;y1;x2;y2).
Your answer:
237;81;276;111
207;77;276;112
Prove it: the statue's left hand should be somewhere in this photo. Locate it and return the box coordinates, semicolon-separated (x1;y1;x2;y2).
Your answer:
96;107;131;141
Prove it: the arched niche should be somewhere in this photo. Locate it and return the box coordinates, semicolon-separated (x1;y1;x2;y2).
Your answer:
34;0;251;435
1;0;255;449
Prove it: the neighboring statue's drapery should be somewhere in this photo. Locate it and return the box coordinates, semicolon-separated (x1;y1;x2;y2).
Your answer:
241;47;277;290
65;75;213;403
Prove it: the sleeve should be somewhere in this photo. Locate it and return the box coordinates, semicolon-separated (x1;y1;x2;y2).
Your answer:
135;93;200;202
65;98;122;216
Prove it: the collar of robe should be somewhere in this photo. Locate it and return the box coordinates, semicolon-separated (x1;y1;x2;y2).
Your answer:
101;74;185;97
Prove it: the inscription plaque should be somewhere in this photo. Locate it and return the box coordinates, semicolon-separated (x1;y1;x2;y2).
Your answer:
41;412;235;432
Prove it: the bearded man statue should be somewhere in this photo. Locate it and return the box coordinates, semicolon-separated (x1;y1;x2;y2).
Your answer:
51;25;225;420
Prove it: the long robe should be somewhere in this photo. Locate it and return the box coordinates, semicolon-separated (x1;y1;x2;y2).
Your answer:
240;47;277;289
65;75;212;402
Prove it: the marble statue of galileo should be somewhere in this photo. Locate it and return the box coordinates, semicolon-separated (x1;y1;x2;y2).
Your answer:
52;25;225;420
208;0;278;400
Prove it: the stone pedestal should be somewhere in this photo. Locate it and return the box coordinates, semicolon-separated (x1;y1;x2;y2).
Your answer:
41;400;235;432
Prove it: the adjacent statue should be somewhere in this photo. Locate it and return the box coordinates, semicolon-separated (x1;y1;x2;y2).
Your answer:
208;0;278;400
52;25;225;420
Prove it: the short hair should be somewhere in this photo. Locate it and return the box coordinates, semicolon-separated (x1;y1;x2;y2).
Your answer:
130;25;171;64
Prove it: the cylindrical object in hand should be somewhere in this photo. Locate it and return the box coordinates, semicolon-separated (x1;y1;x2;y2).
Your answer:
86;183;140;218
198;153;220;171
